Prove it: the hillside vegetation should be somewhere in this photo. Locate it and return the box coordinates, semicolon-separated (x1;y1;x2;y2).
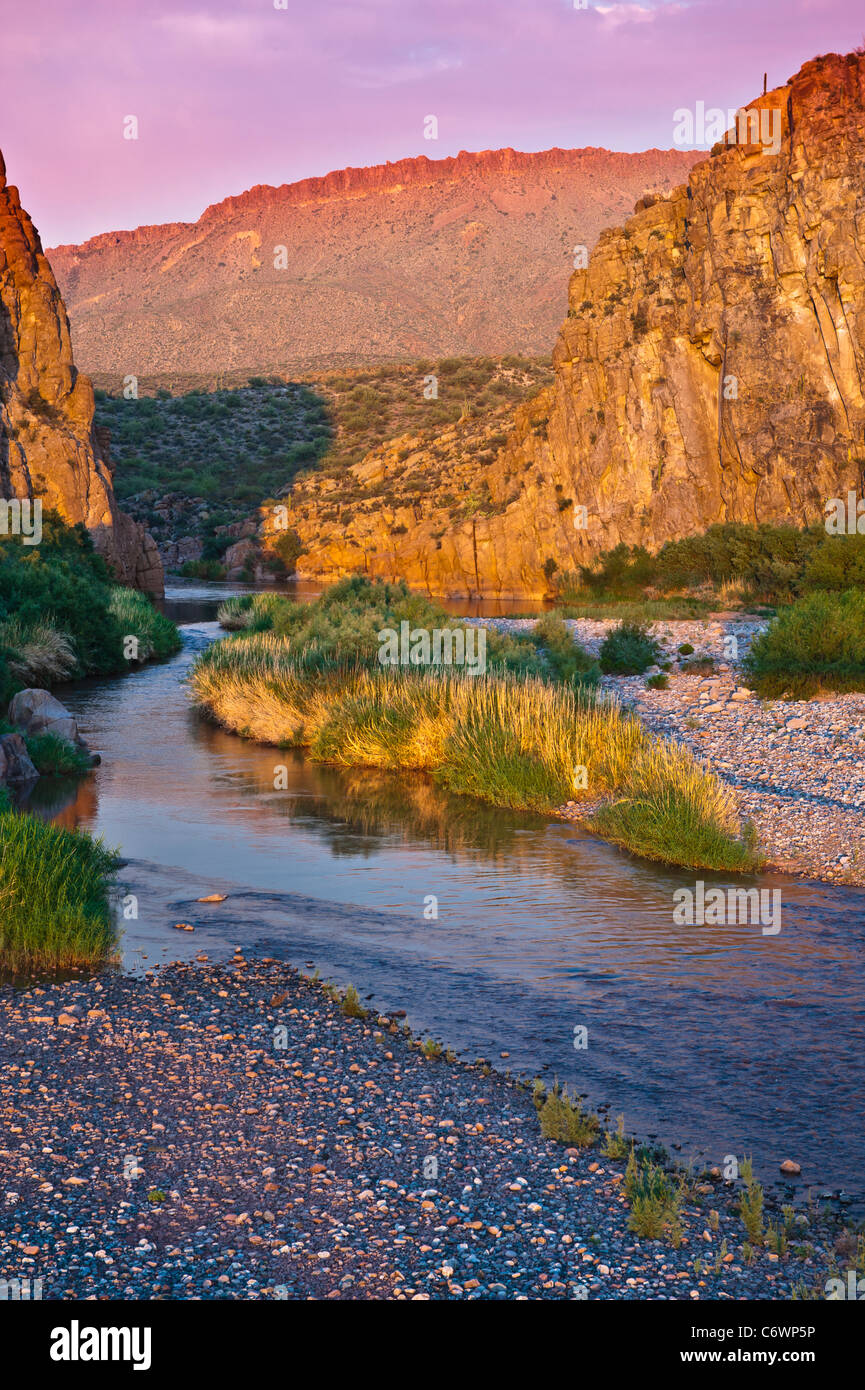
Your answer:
96;357;551;576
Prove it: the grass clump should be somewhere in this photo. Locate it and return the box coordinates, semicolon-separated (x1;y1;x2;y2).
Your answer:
22;732;92;776
624;1147;686;1241
538;1083;600;1147
743;589;865;698
602;1114;631;1160
0;620;77;685
599;622;661;675
738;1157;764;1246
108;587;181;662
340;983;368;1019
0;812;118;972
590;741;756;871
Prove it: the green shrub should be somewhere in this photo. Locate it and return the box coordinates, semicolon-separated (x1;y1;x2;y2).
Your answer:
738;1158;764;1246
680;656;715;675
179;560;226;581
801;534;865;592
533;612;599;690
646;672;669;689
743;589;865;698
340;983;368;1019
579;524;825;605
602;1114;631;1160
599;622;661;675
0;514;179;684
0;514;120;677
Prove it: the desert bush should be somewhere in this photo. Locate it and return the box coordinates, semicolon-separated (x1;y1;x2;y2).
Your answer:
599;622;661;674
743;589;865;698
533;612;599;689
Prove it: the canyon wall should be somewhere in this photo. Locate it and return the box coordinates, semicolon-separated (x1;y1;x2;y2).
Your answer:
285;51;865;597
0;150;162;593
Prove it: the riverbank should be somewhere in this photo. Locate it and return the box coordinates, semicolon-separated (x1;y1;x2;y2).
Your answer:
477;616;865;886
0;956;843;1301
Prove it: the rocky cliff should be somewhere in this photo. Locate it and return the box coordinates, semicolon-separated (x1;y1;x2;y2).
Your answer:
48;146;696;379
283;51;865;598
0;150;162;593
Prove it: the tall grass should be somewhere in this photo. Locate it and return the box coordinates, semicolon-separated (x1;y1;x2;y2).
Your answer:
108;587;181;662
190;635;757;872
215;577;551;679
0;813;118;972
0;619;77;685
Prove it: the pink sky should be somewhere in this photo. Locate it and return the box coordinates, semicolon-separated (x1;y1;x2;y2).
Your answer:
1;0;862;246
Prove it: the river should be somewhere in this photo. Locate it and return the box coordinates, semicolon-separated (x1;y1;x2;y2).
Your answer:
23;581;865;1203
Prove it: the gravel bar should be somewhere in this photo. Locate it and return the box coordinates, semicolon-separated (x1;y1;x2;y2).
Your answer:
0;957;840;1301
478;615;865;886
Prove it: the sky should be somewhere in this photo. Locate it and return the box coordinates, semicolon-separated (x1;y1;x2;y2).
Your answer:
0;0;862;246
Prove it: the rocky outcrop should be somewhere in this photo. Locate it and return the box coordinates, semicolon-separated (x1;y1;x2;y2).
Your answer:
48;145;696;380
8;688;90;750
284;51;865;598
0;149;163;594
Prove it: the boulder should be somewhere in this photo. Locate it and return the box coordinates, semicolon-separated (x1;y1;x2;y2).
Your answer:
0;733;38;784
8;689;87;747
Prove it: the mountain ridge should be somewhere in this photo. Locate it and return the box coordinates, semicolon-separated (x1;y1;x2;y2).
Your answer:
47;144;699;377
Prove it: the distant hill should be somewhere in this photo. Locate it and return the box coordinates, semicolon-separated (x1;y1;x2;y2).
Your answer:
48;146;698;379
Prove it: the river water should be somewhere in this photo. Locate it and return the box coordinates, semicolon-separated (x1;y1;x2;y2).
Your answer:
25;582;865;1201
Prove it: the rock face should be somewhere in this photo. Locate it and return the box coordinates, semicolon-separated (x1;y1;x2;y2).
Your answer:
0;149;163;594
283;51;865;598
48;146;697;379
